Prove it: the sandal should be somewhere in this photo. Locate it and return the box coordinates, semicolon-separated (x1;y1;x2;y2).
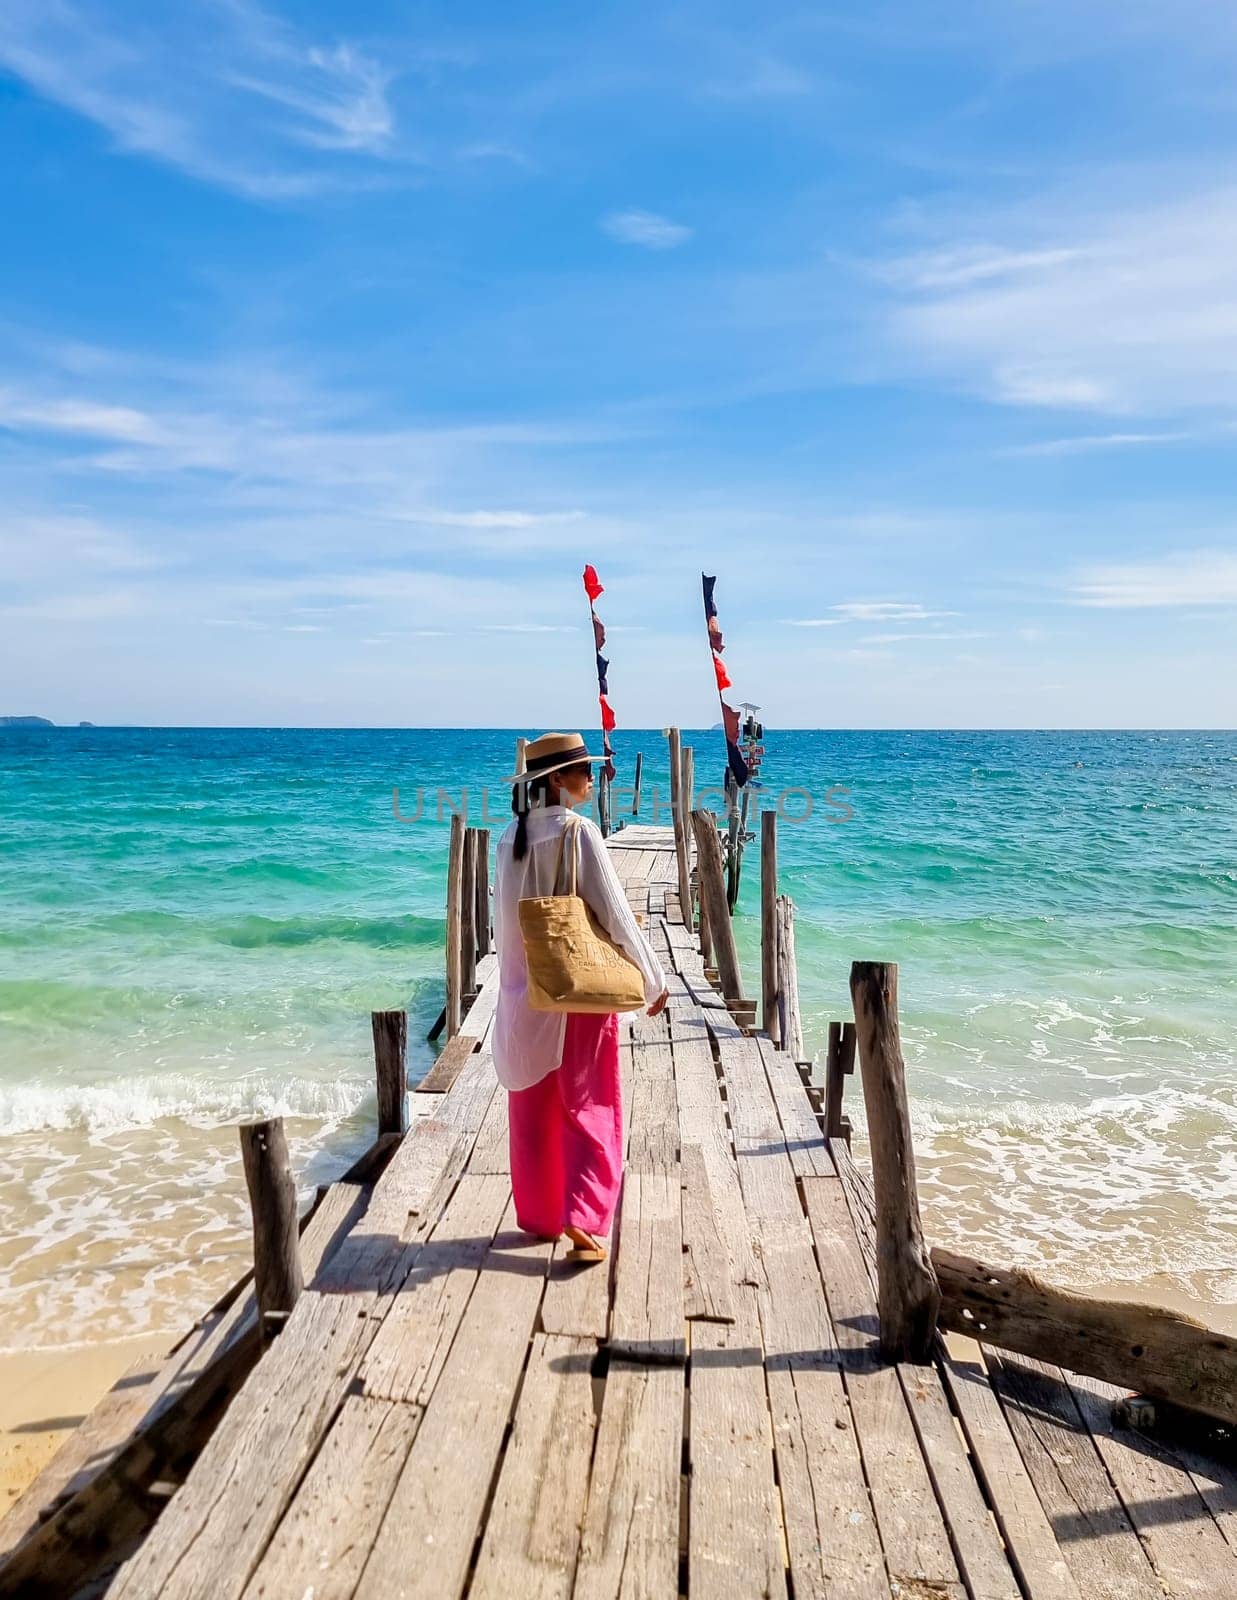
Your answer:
564;1228;607;1263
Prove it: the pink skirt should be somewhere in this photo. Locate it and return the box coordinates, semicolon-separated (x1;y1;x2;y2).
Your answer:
507;1011;622;1239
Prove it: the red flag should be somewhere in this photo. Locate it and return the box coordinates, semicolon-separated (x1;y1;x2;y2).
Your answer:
592;615;606;650
599;694;616;732
582;565;604;602
722;700;741;745
712;653;732;691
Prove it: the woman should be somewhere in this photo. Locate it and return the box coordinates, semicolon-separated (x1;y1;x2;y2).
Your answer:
493;732;669;1263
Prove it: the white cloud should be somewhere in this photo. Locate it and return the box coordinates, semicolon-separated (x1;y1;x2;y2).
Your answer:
0;390;161;443
0;1;399;198
883;186;1237;415
1004;431;1194;456
601;210;692;250
1070;550;1237;607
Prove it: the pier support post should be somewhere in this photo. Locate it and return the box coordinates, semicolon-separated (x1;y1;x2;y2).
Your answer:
239;1118;303;1341
849;961;939;1363
461;826;477;1000
775;895;803;1060
632;751;643;816
445;810;465;1039
824;1020;855;1144
667;728;693;925
473;827;491;958
760;810;779;1044
371;1009;408;1136
690;808;744;1002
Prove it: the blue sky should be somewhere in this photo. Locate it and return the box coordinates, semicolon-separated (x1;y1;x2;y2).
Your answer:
2;1;1236;728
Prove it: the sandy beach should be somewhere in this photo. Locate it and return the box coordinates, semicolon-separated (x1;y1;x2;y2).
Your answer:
0;1334;170;1514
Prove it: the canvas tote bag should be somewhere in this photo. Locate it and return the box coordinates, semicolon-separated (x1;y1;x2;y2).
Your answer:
518;814;646;1013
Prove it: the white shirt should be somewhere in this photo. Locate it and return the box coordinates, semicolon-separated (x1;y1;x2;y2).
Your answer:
492;804;667;1090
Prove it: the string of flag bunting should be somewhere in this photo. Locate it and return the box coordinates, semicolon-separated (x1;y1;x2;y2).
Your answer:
702;573;750;786
582;564;616;781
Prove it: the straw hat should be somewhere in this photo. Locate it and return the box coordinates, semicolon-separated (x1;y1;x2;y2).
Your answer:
505;731;605;785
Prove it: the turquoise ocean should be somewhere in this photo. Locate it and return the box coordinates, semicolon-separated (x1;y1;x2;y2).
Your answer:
1;726;1234;1350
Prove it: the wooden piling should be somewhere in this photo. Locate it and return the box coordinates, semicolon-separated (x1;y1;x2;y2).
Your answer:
238;1118;303;1341
667;728;693;925
690;808;743;1002
760;810;779;1045
632;751;643;816
849;961;940;1363
774;894;803;1060
824;1020;855;1144
473;827;491;958
371;1010;408;1136
461;826;477;999
445;810;465;1039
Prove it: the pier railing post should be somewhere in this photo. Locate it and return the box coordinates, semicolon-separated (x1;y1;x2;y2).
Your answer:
774;895;803;1059
667;728;693;925
239;1117;303;1342
371;1009;408;1136
824;1020;855;1144
445;811;465;1039
690;807;744;1002
761;810;780;1044
461;826;477;1001
849;961;940;1363
473;827;491;958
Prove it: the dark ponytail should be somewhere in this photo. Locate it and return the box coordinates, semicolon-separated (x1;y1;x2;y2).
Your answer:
511;774;553;861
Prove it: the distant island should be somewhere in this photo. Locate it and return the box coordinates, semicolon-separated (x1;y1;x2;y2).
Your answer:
0;717;93;727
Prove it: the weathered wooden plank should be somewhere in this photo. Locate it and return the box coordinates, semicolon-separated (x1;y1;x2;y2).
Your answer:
361;1173;511;1404
765;1354;890;1600
470;1334;597;1600
467;1083;511;1175
1065;1369;1237;1598
940;1338;1082;1600
610;1169;686;1365
353;1204;553;1600
239;1396;419;1600
802;1175;880;1369
756;1036;833;1179
936;1248;1237;1428
541;1239;613;1339
417;1031;479;1093
573;1361;684;1600
803;1179;1020;1600
680;1143;736;1324
104;1292;376;1600
689;1289;787;1599
987;1353;1163;1600
625;1039;679;1172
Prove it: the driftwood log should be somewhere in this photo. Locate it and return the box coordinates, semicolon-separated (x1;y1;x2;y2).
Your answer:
934;1249;1237;1427
849;961;940;1362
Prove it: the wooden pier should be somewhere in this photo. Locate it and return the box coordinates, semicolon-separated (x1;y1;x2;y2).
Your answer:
3;819;1235;1599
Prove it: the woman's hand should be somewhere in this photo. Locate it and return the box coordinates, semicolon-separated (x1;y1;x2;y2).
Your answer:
647;987;670;1017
